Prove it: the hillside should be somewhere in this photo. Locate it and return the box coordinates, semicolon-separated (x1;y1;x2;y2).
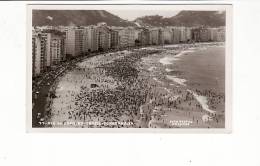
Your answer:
32;10;134;27
32;10;225;27
135;11;226;27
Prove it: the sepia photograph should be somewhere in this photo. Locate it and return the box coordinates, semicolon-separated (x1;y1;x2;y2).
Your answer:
27;4;232;131
4;1;260;166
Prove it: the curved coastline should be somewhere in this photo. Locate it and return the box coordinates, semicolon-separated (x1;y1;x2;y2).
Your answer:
32;42;225;128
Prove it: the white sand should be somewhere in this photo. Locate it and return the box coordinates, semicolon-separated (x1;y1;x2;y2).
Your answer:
50;50;135;126
174;50;194;58
165;68;173;72
163;44;179;48
202;114;213;122
166;75;187;86
153;77;163;84
148;66;156;71
140;47;160;51
159;56;179;65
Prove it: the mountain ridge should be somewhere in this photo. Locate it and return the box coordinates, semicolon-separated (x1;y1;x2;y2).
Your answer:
32;10;134;27
32;10;225;27
134;11;226;27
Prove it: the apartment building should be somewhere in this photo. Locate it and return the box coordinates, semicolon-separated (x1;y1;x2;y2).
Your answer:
118;27;135;48
97;23;111;51
65;27;84;57
110;29;119;49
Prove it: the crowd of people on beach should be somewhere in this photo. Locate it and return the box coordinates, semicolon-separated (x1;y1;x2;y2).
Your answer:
195;89;225;111
40;42;225;128
45;49;156;127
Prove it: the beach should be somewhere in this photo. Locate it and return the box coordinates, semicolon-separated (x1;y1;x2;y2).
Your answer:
42;42;225;128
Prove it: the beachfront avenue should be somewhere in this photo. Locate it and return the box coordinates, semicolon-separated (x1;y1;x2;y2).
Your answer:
32;42;225;128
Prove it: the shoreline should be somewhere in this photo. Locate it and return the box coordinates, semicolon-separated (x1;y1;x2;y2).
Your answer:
32;42;225;128
137;43;225;128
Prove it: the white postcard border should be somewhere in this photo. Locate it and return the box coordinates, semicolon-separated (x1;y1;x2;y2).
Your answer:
26;3;233;133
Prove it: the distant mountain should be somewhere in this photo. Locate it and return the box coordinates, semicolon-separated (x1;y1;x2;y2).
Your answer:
134;11;226;27
32;10;135;27
32;10;225;28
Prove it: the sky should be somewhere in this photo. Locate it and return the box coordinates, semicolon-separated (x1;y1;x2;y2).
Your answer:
107;10;180;21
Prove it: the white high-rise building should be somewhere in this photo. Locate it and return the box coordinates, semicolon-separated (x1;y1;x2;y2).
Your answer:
65;27;84;57
84;26;98;52
32;33;47;77
172;27;181;44
32;34;42;77
216;27;225;42
179;27;187;42
97;24;111;51
118;27;135;48
162;28;173;44
41;31;66;66
149;28;160;45
185;27;192;42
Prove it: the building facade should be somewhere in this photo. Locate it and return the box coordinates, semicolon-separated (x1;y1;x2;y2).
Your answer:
172;27;181;44
32;33;46;77
65;27;84;57
32;24;226;78
97;24;111;51
162;28;173;44
216;27;225;42
149;28;160;45
139;28;150;46
118;27;135;48
200;28;210;42
110;29;119;49
84;26;98;52
44;31;66;65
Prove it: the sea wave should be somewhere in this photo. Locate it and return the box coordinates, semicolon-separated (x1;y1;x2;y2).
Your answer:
166;75;187;86
187;90;216;114
159;50;194;65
